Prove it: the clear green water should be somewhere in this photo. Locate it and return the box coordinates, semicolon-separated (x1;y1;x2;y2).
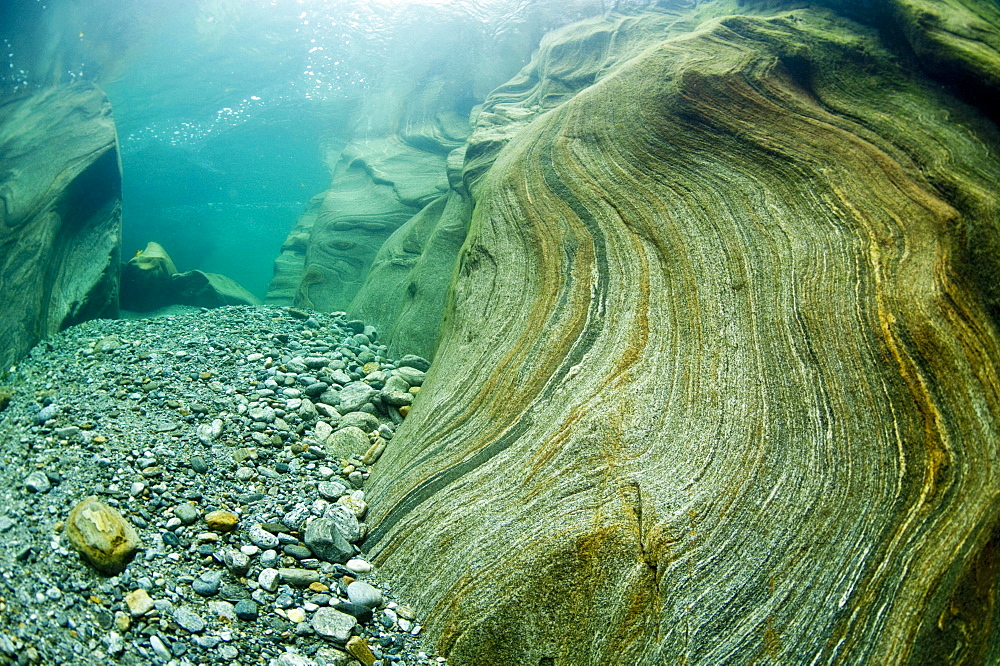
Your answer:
1;0;653;299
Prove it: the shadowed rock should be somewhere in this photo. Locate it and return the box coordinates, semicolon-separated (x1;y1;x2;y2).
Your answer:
363;3;1000;665
0;84;121;370
120;241;176;311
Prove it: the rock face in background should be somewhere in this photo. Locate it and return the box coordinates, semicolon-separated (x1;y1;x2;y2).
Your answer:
362;2;1000;665
0;84;121;371
265;4;599;359
265;74;480;360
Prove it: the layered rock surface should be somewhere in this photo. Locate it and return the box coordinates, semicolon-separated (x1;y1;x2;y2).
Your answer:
0;84;121;370
363;3;1000;665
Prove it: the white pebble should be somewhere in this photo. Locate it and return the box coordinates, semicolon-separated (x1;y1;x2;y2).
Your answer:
345;558;372;574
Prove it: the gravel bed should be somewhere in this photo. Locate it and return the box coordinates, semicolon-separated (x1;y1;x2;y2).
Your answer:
0;305;441;666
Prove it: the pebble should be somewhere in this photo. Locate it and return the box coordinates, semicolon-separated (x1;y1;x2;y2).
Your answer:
249;524;280;549
23;470;51;493
279;568;321;586
208;601;237;622
125;588;155;617
173;606;206;633
397;354;431;372
347;581;384;609
333;601;373;624
257;567;280;592
174;503;200;525
318;480;349;500
393;366;426;386
234;599;259;621
346;558;373;574
337;382;375;413
311;607;357;643
193;571;223;596
337;494;368;519
222;548;251;575
347;635;378;666
196;418;224;444
64;496;142;575
304;515;354;563
205;509;239;532
149;635;172;661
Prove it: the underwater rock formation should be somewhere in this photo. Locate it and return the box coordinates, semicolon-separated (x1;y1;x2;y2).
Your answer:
363;3;1000;665
119;241;177;311
120;241;260;311
344;149;472;360
0;84;121;370
172;270;260;309
266;9;570;356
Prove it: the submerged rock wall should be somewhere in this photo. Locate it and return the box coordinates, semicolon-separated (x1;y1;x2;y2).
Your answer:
0;84;121;371
362;3;1000;665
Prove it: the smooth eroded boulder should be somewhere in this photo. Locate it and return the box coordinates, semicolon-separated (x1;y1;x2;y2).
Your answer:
172;269;261;308
65;497;141;575
119;241;177;311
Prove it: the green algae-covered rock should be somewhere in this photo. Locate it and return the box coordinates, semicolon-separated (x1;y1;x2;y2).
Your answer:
363;3;1000;665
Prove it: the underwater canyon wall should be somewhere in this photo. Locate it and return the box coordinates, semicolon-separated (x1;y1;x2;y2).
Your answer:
360;1;1000;664
266;0;635;359
0;84;121;371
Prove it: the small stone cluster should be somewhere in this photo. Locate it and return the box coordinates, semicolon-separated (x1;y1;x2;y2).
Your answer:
0;305;443;666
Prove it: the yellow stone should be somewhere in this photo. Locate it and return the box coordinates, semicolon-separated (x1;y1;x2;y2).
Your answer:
398;405;410;418
204;510;239;532
362;362;380;374
346;636;377;666
308;582;329;593
124;588;154;617
65;497;141;575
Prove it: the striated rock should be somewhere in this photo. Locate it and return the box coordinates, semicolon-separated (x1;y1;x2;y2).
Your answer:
0;84;121;370
264;7;563;356
65;497;141;575
363;4;1000;666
